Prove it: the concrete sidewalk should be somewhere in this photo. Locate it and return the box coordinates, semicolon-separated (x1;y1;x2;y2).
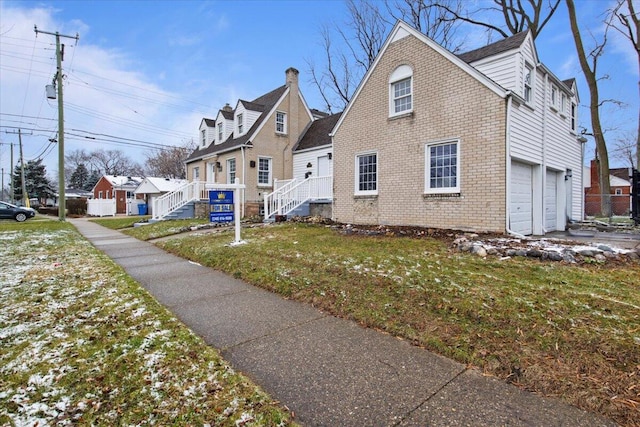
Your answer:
70;218;616;427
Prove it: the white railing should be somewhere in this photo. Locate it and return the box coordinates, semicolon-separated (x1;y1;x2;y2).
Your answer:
152;181;207;220
274;178;296;191
87;199;116;217
264;176;332;221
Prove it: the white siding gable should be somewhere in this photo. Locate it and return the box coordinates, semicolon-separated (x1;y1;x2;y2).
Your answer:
235;102;263;138
199;120;215;148
214;111;233;144
293;146;333;182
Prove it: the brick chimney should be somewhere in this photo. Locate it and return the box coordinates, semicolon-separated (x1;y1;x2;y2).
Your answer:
284;67;300;180
222;103;232;112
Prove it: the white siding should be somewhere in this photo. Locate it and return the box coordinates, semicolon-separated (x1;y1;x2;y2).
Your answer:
293;147;333;182
470;53;517;91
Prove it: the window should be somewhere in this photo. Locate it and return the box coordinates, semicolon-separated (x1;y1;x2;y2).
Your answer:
258;157;272;186
355;152;377;195
201;129;206;147
425;140;460;194
524;65;533;103
615;188;623;195
276;111;287;134
237;114;243;134
218;122;223;142
98;191;103;199
550;85;558;109
571;102;577;132
227;158;236;183
193;167;200;180
389;65;413;116
126;191;134;199
561;93;567;114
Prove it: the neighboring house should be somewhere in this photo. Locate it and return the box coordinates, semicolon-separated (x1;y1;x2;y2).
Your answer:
292;112;341;181
92;175;144;214
584;159;631;216
331;21;584;236
134;177;188;215
185;67;314;216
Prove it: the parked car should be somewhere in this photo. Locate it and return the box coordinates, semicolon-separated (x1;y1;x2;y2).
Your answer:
0;201;37;222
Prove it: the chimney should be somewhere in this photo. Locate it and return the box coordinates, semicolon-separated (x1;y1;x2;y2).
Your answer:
222;103;232;112
285;67;299;88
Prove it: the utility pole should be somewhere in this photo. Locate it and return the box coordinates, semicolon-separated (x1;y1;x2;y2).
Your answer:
5;130;31;206
35;26;79;221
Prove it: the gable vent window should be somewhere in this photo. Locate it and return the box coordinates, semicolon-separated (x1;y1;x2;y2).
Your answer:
389;65;413;117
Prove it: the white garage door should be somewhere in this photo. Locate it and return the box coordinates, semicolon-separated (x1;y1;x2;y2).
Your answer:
545;171;558;231
510;161;533;235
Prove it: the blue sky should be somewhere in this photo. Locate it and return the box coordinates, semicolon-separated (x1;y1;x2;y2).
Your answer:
0;0;637;184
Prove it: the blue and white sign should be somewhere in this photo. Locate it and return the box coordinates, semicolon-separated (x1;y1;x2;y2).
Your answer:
209;190;234;223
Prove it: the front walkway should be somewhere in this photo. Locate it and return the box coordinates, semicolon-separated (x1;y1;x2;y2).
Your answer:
70;218;616;427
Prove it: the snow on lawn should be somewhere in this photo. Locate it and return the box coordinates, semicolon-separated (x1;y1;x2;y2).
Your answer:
0;226;291;426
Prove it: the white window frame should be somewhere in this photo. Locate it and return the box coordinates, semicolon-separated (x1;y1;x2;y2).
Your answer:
550;85;558;110
193;166;200;180
217;122;223;142
257;156;273;186
560;93;567;115
227;158;236;183
570;102;577;132
389;65;413;117
201;129;206;147
237;114;243;135
524;64;533;104
424;138;461;194
354;151;378;196
275;111;287;134
98;191;103;199
615;188;623;195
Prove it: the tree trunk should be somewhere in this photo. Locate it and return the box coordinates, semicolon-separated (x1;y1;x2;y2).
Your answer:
566;0;612;217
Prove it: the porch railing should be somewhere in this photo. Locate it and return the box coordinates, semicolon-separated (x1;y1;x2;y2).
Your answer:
152;181;207;220
264;176;332;221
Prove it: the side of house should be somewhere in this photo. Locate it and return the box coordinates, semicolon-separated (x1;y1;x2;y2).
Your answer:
185;68;314;216
92;175;144;214
332;21;583;235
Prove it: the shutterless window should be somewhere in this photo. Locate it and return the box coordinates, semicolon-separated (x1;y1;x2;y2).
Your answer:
193;167;200;180
201;129;206;146
276;111;286;134
218;122;223;142
389;65;413;116
258;157;272;185
237;114;243;134
227;158;236;183
571;102;577;131
551;85;558;108
425;140;459;193
524;65;533;103
356;153;377;194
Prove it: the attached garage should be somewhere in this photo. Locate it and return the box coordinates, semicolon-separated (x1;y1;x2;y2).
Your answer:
510;161;533;235
545;170;558;231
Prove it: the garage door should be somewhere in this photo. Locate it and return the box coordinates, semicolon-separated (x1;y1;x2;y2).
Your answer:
510;161;533;235
545;171;558;231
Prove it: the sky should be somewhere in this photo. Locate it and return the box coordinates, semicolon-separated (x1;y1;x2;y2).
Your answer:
0;0;638;187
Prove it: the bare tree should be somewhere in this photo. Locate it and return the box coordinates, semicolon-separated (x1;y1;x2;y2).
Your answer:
437;0;560;40
612;131;638;169
145;141;195;179
566;0;612;216
609;0;640;170
89;149;143;177
64;149;92;183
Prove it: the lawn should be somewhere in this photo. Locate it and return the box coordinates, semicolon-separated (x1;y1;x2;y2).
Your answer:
149;221;640;426
0;219;295;426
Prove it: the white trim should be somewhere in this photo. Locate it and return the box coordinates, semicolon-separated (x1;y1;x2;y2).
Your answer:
389;66;413;117
275;111;287;134
354;151;378;196
424;138;461;194
226;158;236;184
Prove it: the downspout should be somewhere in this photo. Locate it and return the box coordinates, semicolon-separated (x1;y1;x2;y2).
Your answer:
505;93;525;238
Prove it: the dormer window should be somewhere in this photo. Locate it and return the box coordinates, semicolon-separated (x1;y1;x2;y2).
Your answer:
237;113;244;135
389;65;413;117
201;129;206;147
571;102;577;132
217;122;223;142
561;93;567;114
276;111;287;134
524;65;533;103
550;85;558;110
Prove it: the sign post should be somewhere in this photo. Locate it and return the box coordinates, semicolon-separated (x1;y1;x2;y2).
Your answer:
206;178;246;245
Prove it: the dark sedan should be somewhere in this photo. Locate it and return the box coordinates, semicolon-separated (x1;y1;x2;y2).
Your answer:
0;201;37;222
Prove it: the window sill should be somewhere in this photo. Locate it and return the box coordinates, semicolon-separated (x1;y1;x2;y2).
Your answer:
354;194;378;200
388;111;414;121
550;106;558;113
423;192;461;199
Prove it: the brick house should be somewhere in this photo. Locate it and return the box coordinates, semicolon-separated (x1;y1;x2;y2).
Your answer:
584;159;631;216
91;175;144;214
331;21;584;235
185;68;314;217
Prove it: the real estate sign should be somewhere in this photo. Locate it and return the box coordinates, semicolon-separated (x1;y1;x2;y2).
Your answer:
209;190;234;223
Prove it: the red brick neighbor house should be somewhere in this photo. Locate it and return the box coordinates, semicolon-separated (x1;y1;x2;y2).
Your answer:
92;175;144;214
584;159;632;216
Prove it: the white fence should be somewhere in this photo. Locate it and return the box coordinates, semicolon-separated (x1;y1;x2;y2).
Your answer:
87;199;116;217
